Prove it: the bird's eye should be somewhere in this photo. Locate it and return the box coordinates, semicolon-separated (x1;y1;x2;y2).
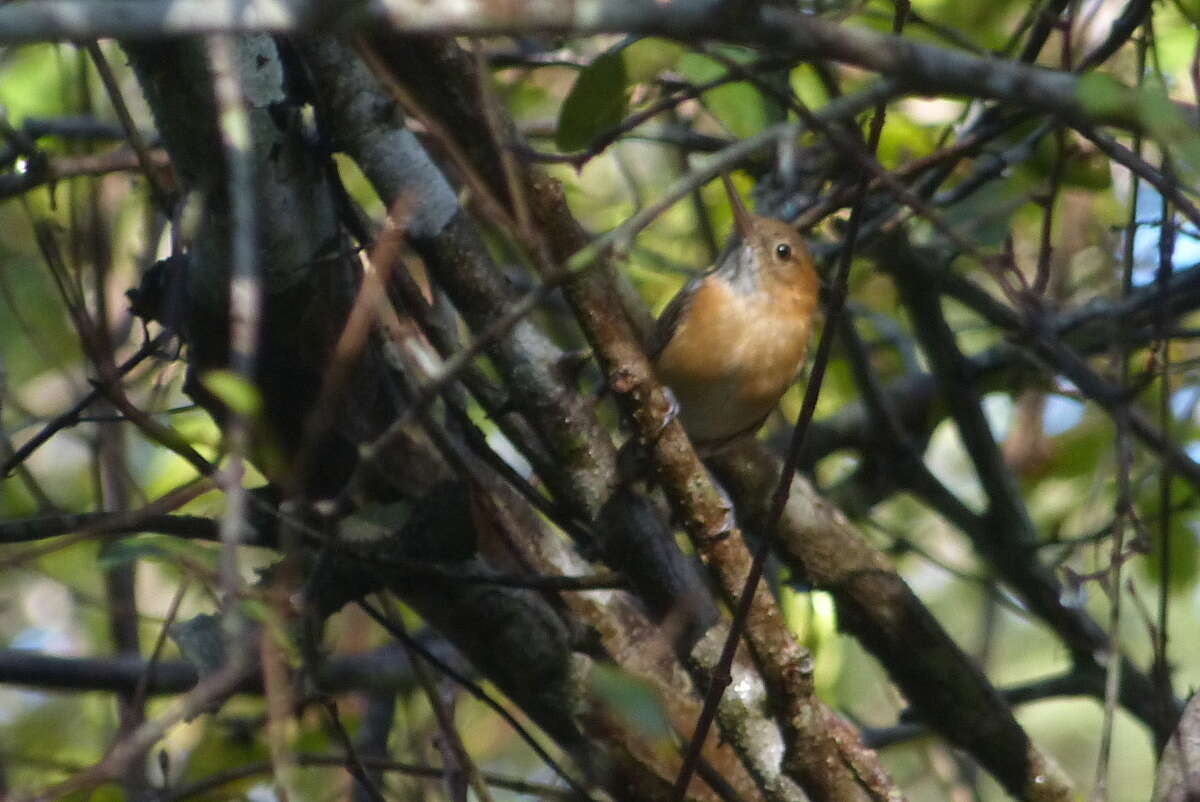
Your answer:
775;243;792;259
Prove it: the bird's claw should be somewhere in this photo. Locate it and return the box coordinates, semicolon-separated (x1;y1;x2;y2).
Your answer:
698;481;737;544
649;386;680;444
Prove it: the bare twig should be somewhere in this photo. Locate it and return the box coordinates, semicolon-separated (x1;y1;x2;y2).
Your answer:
0;147;171;199
317;696;389;802
1090;33;1148;791
381;595;494;802
205;34;259;611
357;600;593;800
131;577;191;712
154;753;580;802
25;657;256;802
1153;154;1178;751
1;332;170;477
84;42;174;210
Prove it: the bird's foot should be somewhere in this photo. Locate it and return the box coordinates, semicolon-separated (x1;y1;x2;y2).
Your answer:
647;386;680;444
697;480;737;544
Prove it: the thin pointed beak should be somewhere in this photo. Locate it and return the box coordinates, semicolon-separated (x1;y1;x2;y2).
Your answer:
721;173;754;240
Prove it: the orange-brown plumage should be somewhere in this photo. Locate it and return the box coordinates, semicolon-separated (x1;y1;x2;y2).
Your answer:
651;177;820;447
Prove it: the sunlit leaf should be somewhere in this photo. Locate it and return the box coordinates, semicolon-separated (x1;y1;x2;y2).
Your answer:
0;46;78;121
623;38;684;83
679;50;768;139
201;369;262;417
181;717;271;799
1173;0;1200;24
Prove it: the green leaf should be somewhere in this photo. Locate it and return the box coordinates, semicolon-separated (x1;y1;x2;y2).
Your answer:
589;664;673;742
940;175;1029;249
623;38;683;84
181;718;270;798
238;598;275;628
1029;136;1112;190
1136;83;1200;177
707;81;770;139
1044;418;1109;479
679;51;767;139
96;538;168;570
1175;0;1200;24
1061;150;1113;190
1138;478;1199;592
201;369;262;417
341;501;412;542
62;787;123;802
556;51;628;152
1076;73;1134;120
1076;76;1200;177
0;46;78;122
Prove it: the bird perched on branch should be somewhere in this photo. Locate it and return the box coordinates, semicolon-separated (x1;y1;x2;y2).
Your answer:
650;175;820;449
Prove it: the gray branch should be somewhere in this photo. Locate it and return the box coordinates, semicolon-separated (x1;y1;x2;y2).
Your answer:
0;0;1176;137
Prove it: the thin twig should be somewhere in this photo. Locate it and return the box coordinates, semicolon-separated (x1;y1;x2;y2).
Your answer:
26;657;257;802
1091;32;1148;801
1076;126;1200;231
357;599;593;801
290;194;412;493
131;577;192;713
0;147;171;199
317;696;389;802
1;332;169;477
381;594;494;802
84;42;174;211
153;754;580;802
206;34;258;612
1152;149;1178;747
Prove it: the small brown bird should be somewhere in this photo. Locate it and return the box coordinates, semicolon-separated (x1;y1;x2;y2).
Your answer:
650;176;820;448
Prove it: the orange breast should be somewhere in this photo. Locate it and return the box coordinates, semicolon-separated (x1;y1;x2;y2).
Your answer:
654;277;815;443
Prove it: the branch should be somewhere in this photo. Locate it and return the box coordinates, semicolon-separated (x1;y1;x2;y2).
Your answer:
711;442;1076;801
157;753;580;802
0;147;171;199
797;263;1200;472
0;646;459;696
883;235;1178;742
0;1;1181;138
27;657;256;801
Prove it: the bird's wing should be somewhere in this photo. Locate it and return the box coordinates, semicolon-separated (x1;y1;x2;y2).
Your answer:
648;274;706;361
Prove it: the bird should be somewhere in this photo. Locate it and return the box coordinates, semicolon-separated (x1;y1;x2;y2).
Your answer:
649;175;820;450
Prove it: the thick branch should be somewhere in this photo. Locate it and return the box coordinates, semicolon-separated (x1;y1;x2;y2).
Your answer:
0;646;457;696
884;235;1177;741
711;443;1074;801
0;1;1175;138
